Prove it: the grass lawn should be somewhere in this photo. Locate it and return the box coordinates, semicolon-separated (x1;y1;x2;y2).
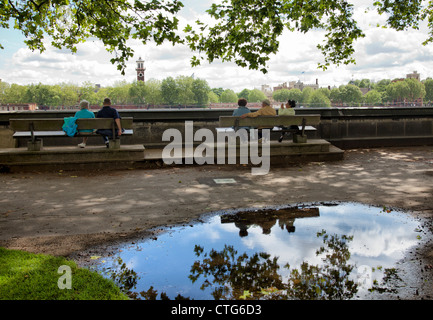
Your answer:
0;247;128;300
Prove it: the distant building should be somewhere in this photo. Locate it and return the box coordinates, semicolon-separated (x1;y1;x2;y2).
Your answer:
406;70;420;81
260;84;273;97
303;79;319;91
0;103;37;111
273;79;319;91
390;71;423;106
273;82;289;91
136;57;145;82
393;70;421;83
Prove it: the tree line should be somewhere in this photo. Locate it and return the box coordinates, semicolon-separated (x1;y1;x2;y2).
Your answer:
0;75;271;107
273;78;431;107
1;76;432;108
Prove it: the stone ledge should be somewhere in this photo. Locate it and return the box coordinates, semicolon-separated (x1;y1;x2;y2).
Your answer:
0;140;344;172
0;145;145;165
143;139;343;164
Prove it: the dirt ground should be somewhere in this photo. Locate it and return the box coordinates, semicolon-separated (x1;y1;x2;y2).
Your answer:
1;145;433;299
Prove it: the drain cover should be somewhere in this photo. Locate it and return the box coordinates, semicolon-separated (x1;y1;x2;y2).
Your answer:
213;178;237;184
197;176;249;186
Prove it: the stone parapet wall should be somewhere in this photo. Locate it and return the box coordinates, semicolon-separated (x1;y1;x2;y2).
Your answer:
1;107;432;149
317;117;433;148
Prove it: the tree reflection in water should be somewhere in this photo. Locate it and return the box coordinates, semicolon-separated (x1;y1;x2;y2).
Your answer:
188;230;357;300
135;230;358;300
189;245;283;300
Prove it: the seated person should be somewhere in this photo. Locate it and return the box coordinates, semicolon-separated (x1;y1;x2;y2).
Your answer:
240;99;276;118
278;100;300;142
240;99;276;140
232;98;250;117
96;98;123;147
232;98;251;132
74;100;95;148
279;99;296;116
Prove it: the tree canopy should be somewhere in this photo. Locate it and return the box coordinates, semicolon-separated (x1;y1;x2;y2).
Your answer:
1;1;432;74
0;0;184;74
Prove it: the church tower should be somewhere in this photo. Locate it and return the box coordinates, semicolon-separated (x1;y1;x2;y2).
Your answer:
136;57;145;82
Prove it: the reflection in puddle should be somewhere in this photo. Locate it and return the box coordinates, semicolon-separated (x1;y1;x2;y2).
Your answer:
220;206;320;236
89;202;421;300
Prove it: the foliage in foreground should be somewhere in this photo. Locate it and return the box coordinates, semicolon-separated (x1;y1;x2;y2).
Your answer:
2;1;432;74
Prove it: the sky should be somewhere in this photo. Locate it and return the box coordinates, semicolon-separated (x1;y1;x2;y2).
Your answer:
1;0;433;93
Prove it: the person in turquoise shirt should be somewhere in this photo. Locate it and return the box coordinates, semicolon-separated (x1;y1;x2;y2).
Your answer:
232;98;250;117
232;98;251;141
74;100;95;148
232;98;251;127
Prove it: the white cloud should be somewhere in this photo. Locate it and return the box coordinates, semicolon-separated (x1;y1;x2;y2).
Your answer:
3;39;126;85
1;1;433;91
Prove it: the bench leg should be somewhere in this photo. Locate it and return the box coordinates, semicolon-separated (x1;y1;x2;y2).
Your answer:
27;139;43;151
108;139;120;149
293;134;307;143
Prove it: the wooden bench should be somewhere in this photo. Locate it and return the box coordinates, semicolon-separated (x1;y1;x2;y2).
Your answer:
217;115;320;143
9;117;133;151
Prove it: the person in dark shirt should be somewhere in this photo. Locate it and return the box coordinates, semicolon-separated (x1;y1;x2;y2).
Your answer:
96;98;123;147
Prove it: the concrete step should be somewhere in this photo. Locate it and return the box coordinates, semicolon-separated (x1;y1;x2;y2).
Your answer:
0;140;343;172
0;145;145;166
269;145;344;165
143;139;343;164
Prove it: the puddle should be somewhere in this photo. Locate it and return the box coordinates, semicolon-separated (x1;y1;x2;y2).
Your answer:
86;202;423;300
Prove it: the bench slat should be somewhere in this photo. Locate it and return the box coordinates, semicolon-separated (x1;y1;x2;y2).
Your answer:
13;129;133;138
13;131;67;137
215;126;317;133
77;118;133;130
10;119;64;131
10;117;133;131
219;115;321;127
